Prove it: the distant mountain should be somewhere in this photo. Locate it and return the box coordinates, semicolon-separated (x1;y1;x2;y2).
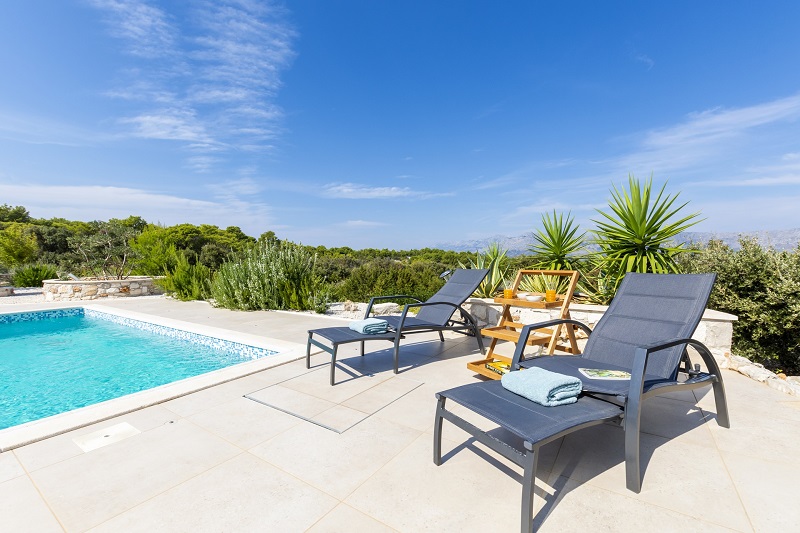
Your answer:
436;229;800;256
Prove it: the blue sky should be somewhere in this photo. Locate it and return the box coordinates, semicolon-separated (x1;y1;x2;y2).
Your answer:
1;1;799;249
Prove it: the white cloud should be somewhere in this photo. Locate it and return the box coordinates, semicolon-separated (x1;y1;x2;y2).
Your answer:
0;182;272;235
615;93;800;175
340;220;388;228
121;108;213;143
89;0;177;59
88;0;296;171
323;183;416;199
633;52;654;70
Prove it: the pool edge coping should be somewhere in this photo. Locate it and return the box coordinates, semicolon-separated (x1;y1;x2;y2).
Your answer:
0;304;307;452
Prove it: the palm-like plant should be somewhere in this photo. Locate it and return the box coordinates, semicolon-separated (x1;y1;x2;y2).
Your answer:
528;210;586;270
591;175;702;295
459;242;510;298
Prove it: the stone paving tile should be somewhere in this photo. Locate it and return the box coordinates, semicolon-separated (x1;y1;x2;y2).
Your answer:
12;404;178;473
29;419;240;531
187;395;303;449
721;452;798;532
0;475;64;532
346;432;524;532
0;449;26;483
547;424;751;532
88;453;338;533
250;414;421;500
307;503;398;533
537;475;745;533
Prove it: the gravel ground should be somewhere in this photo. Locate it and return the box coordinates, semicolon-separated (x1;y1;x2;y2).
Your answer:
0;287;47;305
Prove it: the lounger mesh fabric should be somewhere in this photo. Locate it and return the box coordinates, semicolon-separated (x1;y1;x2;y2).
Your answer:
440;380;623;442
581;273;715;380
521;273;716;392
412;269;488;326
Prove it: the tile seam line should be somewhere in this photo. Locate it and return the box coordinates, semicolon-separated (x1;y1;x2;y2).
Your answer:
705;409;758;533
84;449;251;532
10;451;69;533
575;474;751;532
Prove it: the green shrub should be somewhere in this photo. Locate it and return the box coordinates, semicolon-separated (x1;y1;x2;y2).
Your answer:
678;238;800;374
12;263;58;287
335;259;446;303
0;223;39;268
211;241;328;312
158;253;211;301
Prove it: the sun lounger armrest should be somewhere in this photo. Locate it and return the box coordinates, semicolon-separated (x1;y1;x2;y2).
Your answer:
627;336;728;428
632;337;725;390
511;319;593;370
365;295;424;318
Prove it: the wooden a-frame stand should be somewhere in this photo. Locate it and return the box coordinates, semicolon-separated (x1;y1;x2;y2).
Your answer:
467;269;580;380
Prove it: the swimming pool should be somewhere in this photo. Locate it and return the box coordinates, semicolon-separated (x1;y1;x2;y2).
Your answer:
0;308;278;431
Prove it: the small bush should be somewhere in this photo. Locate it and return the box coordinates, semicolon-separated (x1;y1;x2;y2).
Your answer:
679;238;800;374
158;253;211;301
335;259;446;303
12;263;58;287
211;241;328;312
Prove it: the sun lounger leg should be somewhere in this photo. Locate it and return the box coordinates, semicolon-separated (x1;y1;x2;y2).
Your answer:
438;331;445;342
521;445;539;533
330;345;338;386
393;333;402;374
305;333;312;369
360;340;365;356
624;395;642;493
433;395;446;465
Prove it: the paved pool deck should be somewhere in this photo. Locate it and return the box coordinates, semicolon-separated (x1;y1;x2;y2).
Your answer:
1;297;799;532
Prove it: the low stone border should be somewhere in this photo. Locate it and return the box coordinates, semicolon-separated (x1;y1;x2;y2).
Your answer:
42;277;163;301
718;353;800;395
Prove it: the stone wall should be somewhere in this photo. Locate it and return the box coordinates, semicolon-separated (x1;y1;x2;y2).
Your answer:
42;277;163;301
463;298;737;356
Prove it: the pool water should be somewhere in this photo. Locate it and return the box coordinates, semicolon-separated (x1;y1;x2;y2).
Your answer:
0;311;274;430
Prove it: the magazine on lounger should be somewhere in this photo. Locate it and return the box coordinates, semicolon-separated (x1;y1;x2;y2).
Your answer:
579;368;631;380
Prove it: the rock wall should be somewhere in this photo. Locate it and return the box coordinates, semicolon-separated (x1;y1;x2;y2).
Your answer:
42;277;163;301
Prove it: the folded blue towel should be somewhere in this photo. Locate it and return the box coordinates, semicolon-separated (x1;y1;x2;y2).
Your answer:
501;367;583;407
349;318;389;335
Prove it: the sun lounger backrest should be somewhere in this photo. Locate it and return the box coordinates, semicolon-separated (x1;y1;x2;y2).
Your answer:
582;273;716;380
416;269;489;326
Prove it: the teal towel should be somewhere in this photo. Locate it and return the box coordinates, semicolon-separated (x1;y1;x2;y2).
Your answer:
501;367;583;407
349;318;389;335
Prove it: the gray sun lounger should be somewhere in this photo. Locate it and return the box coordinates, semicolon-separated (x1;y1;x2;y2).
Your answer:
307;268;489;385
433;273;730;533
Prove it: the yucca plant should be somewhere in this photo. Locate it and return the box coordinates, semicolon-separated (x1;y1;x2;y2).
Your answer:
528;211;586;270
590;175;702;298
458;242;510;298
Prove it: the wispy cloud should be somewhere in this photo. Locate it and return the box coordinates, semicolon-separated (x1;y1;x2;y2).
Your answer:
632;52;654;71
89;0;177;59
0;181;272;235
89;0;296;170
0;110;110;146
339;220;388;228
615;93;800;175
323;183;417;199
